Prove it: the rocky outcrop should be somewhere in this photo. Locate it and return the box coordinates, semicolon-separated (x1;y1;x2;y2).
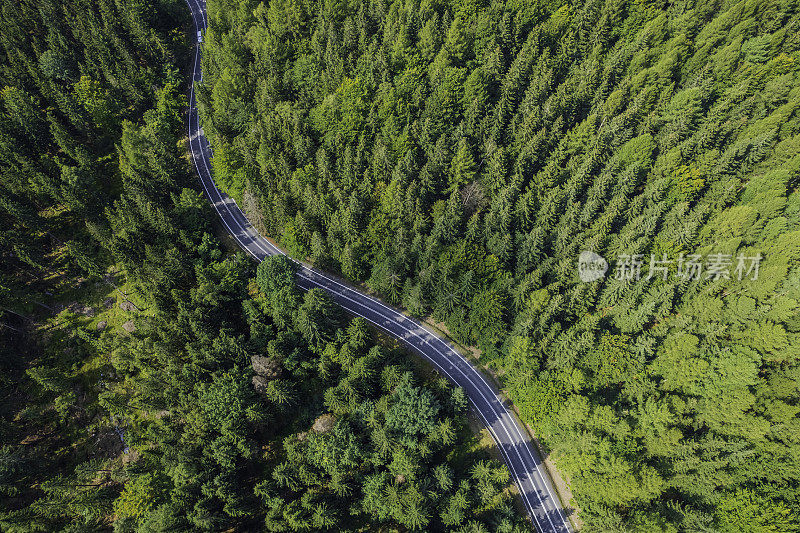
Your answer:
312;413;336;433
251;375;271;395
251;355;282;379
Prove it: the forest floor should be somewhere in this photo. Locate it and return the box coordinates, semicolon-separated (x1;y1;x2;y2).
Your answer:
2;258;142;520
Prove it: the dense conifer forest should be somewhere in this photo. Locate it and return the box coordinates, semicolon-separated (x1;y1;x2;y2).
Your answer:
2;0;800;531
198;0;800;530
0;0;525;531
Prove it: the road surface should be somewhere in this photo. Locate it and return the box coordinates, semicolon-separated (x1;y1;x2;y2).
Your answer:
184;1;572;530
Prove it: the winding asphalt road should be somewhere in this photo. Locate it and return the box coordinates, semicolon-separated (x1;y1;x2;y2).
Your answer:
184;1;571;530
